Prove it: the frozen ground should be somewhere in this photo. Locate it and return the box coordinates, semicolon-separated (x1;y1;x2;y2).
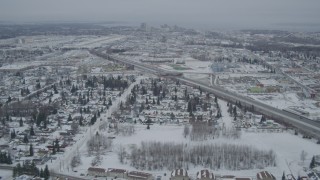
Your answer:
0;169;12;180
61;99;319;180
246;92;320;120
68;124;319;180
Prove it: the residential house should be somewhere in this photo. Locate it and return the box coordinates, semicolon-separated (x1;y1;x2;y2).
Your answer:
87;167;106;177
256;171;276;180
171;169;189;180
128;171;153;180
221;175;235;180
235;178;252;180
107;168;128;178
196;169;215;180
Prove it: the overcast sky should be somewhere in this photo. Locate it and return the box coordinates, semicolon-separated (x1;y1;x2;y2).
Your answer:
1;0;320;30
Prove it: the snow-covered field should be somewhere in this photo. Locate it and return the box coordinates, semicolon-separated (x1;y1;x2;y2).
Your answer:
66;124;319;179
61;99;320;180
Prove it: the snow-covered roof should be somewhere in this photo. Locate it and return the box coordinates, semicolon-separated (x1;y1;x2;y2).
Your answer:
128;171;152;179
257;171;275;180
108;168;127;173
88;167;106;173
171;169;188;177
197;169;215;179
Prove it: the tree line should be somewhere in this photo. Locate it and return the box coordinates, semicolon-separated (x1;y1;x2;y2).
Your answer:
122;141;276;171
13;162;50;179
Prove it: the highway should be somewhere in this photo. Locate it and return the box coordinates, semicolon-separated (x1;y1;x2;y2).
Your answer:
91;49;320;139
178;77;320;138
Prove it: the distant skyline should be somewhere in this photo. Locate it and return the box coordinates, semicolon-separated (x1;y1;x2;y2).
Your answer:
1;0;320;31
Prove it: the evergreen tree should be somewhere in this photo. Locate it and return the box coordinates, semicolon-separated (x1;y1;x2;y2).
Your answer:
141;86;147;95
29;144;34;156
52;144;56;155
260;116;266;123
7;96;12;103
7;154;12;164
36;111;46;127
30;126;35;136
90;114;97;125
1;118;5;126
40;168;44;178
71;84;76;93
233;106;237;117
310;156;316;169
120;101;123;110
13;166;17;177
23;134;29;143
184;88;188;99
157;97;160;105
43;118;47;129
11;129;16;139
16;163;21;176
79;116;83;126
282;172;286;180
68;114;72;121
36;82;41;89
139;103;145;113
19;117;23;127
187;101;192;113
53;84;58;94
55;139;60;152
162;90;166;98
170;112;175;120
44;165;50;180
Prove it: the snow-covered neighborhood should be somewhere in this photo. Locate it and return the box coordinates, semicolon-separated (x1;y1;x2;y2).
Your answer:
0;22;320;180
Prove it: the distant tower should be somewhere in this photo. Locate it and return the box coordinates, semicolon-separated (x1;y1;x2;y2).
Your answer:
140;23;147;32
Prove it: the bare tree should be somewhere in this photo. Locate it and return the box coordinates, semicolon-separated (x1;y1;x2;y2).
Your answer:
87;131;112;156
183;125;190;138
71;120;79;134
115;124;135;136
300;150;308;163
118;145;127;164
71;152;81;169
123;141;276;171
91;153;102;166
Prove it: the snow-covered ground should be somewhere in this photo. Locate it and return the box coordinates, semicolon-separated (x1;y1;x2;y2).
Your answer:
67;124;319;179
0;169;12;180
60;99;320;180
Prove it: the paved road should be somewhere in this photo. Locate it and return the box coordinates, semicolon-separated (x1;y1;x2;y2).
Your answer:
51;172;88;180
0;163;88;180
91;50;320;139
